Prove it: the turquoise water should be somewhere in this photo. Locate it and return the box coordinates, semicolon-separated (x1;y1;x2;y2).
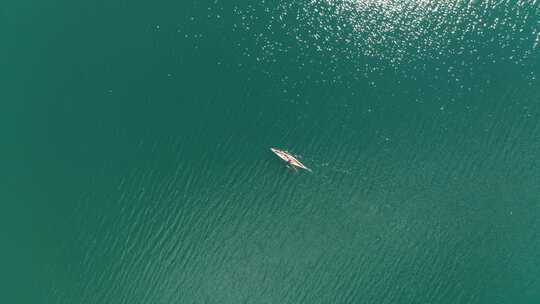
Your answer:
3;0;540;303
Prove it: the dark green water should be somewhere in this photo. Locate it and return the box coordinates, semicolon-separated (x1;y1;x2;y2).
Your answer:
3;0;540;303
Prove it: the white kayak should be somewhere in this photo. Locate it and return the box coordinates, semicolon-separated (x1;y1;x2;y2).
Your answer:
270;148;312;172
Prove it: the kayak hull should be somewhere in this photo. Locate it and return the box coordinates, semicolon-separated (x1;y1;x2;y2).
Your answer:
270;148;312;172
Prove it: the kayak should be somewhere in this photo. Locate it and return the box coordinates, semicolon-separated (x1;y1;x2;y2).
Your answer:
270;148;312;172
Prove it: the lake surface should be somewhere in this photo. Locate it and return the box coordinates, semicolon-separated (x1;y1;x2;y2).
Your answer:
3;0;540;303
